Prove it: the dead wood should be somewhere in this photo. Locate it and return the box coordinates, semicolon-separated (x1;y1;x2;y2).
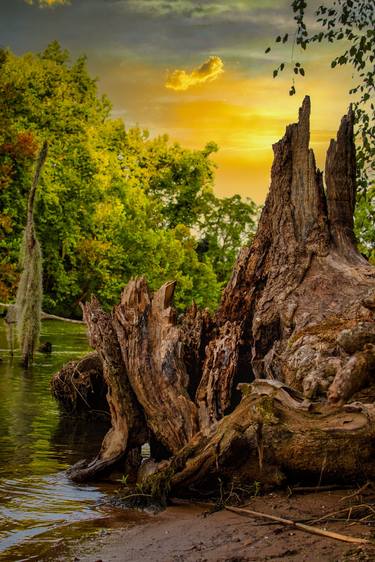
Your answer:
225;505;370;545
51;351;107;415
113;278;199;454
60;97;375;494
140;381;375;497
68;298;147;481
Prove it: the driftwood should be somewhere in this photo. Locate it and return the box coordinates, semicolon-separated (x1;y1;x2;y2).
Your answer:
225;506;370;545
60;97;375;493
51;352;108;415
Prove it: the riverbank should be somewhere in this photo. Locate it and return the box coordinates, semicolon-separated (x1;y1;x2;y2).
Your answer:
61;489;374;562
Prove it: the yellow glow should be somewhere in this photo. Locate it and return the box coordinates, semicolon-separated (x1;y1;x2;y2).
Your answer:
98;52;354;204
26;0;69;6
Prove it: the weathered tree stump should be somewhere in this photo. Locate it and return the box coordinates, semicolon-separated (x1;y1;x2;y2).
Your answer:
59;97;375;491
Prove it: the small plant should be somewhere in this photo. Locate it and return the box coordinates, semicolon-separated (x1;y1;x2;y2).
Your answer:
117;473;129;486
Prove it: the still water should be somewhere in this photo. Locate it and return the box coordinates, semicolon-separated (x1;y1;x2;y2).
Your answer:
0;317;116;561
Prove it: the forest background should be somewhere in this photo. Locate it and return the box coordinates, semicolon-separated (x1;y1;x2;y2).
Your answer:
1;0;374;319
0;42;258;318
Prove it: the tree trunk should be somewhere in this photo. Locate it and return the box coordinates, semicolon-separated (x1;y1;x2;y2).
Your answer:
59;97;375;491
68;298;147;482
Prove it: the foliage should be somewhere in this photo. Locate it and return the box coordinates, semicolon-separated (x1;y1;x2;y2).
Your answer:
197;192;258;282
266;0;374;257
355;183;375;263
0;43;257;316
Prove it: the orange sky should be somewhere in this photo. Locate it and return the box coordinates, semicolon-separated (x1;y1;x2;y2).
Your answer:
2;0;356;204
99;53;353;204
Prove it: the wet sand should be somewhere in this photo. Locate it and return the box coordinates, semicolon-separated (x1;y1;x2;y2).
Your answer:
65;489;375;562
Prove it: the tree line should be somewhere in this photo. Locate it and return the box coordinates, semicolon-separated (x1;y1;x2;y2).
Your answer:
0;42;257;318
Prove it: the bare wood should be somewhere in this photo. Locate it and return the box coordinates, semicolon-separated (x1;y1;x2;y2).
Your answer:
41;311;85;324
68;298;147;481
27;140;48;232
64;99;375;490
114;278;199;454
142;381;375;497
225;506;370;545
51;351;107;414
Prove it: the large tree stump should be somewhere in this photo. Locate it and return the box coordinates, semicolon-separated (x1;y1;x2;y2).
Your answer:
59;97;375;490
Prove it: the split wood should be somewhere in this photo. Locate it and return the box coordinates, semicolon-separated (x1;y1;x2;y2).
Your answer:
225;506;371;545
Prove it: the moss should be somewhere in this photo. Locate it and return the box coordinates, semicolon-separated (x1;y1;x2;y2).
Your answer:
289;316;357;346
256;396;278;424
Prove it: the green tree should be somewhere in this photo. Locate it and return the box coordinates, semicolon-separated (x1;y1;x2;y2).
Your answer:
0;43;257;316
197;193;258;282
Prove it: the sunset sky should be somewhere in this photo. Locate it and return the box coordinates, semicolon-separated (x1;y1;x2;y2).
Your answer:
1;0;354;203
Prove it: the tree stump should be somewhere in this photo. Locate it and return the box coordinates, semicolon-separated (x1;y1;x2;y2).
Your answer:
64;97;375;491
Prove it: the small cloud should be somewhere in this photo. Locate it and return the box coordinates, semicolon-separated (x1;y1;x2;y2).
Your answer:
165;56;224;91
26;0;70;7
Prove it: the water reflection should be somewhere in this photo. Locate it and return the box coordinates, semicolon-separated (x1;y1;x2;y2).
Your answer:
0;318;111;561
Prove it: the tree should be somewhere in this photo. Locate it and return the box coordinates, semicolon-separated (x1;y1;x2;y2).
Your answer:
0;43;257;316
197;192;258;283
267;0;374;256
16;142;47;368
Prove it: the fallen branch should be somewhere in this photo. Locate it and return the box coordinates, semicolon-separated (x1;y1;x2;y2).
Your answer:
0;303;84;324
225;506;371;545
339;482;372;503
41;311;84;324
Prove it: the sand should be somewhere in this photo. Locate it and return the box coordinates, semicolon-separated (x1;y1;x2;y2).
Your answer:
61;488;375;562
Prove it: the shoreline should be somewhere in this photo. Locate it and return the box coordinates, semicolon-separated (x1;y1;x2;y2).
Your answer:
61;489;374;562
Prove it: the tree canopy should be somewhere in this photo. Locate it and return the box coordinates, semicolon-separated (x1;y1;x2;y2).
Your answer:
0;42;258;316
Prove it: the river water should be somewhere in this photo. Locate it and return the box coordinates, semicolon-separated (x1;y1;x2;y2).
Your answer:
0;317;119;561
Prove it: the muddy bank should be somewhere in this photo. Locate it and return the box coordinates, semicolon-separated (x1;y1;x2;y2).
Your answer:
62;489;375;561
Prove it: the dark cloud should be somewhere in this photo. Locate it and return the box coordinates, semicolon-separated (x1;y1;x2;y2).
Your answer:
0;0;291;66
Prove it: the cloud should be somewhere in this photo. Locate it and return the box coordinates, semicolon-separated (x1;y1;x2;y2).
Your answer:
126;0;276;19
25;0;70;7
165;56;224;91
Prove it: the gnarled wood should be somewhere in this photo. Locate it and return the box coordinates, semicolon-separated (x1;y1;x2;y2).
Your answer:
51;351;108;415
68;298;147;482
60;97;375;493
114;278;199;454
141;380;375;497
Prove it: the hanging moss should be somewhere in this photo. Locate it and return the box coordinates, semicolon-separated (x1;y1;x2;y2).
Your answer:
16;141;48;368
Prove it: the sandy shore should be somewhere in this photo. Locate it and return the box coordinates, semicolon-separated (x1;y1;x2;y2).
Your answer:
61;489;374;562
